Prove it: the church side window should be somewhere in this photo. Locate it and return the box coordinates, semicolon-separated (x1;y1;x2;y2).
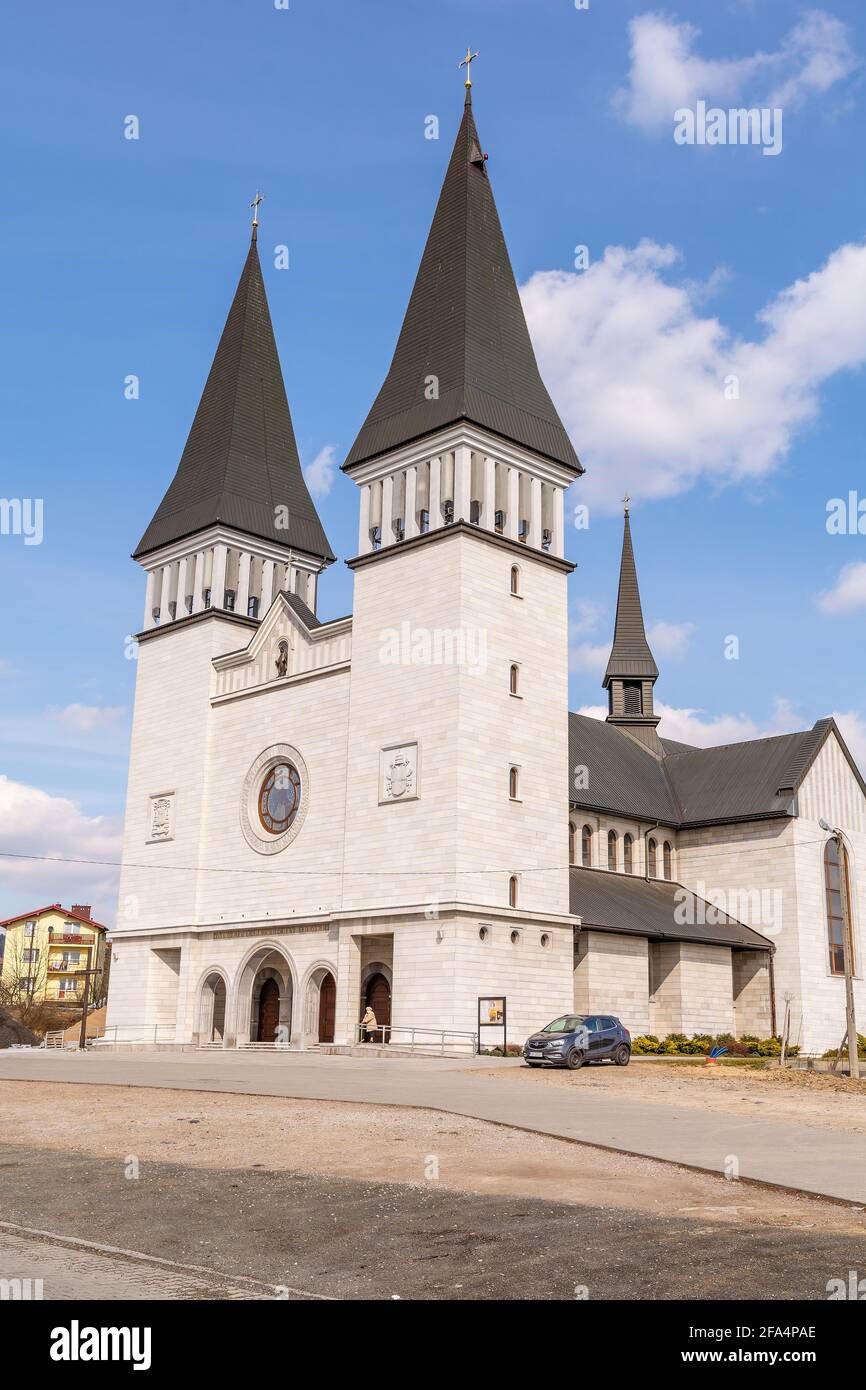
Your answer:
569;822;577;865
663;841;673;880
623;833;634;874
607;830;618;871
825;838;855;977
510;565;520;596
509;664;520;696
509;766;519;800
648;838;658;877
508;875;518;908
581;825;593;868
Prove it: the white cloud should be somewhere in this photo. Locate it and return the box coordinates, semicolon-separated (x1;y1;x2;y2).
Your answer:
576;695;804;748
0;776;121;928
615;10;858;133
647;620;694;659
521;238;866;511
304;445;337;500
570;642;610;676
817;561;866;614
54;704;127;735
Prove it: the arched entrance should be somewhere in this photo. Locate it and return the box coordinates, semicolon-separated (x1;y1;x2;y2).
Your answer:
318;971;336;1043
256;977;281;1042
197;972;227;1044
365;971;391;1044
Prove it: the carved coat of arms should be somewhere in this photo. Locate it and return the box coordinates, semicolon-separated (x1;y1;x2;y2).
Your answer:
385;749;414;799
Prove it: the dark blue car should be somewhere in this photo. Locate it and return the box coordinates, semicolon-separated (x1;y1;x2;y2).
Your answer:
523;1014;631;1070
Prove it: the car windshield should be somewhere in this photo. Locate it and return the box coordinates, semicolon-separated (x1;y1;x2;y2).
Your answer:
542;1015;585;1033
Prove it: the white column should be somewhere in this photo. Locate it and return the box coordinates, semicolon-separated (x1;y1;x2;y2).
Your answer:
358;484;371;554
507;468;520;540
211;544;228;611
405;464;418;539
191;551;205;613
162;564;176;621
429;456;441;531
482;456;495;531
554;488;565;558
381;474;394;548
308;569;318;614
143;569;157;630
454;445;471;523
261;560;275;614
176;556;188;620
237;551;251;619
529;477;542;549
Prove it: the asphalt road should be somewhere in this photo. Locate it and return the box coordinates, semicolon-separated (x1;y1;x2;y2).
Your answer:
1;1142;862;1301
1;1049;863;1202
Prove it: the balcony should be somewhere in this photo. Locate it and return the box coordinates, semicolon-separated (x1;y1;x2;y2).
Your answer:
47;932;90;946
48;961;88;972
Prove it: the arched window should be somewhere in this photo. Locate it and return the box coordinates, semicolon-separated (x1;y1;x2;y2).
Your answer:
509;664;519;696
607;830;618;871
509;766;519;800
569;822;577;865
648;838;658;877
623;833;634;874
581;825;593;868
663;841;673;880
510;565;520;596
825;837;855;976
508;875;519;908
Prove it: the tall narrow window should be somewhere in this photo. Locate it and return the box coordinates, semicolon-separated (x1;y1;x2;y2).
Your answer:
825;838;855;977
623;834;634;874
663;841;673;881
569;822;577;865
581;825;593;868
648;838;658;877
509;766;519;800
509;664;519;696
607;830;618;871
508;875;518;908
510;565;520;596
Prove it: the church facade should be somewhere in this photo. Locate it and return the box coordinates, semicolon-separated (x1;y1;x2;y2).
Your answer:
107;89;865;1058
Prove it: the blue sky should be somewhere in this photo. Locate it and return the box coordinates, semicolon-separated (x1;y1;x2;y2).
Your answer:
0;0;864;925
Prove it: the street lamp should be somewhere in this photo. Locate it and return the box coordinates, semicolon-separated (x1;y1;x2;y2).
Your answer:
819;818;859;1080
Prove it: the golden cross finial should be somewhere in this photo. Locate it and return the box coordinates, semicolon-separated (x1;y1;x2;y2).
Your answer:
250;191;264;239
459;46;479;88
623;493;631;515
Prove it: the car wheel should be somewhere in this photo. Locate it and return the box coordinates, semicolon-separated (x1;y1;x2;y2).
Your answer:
565;1046;586;1071
614;1044;631;1066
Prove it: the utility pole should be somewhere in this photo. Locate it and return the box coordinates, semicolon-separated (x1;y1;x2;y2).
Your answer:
77;965;101;1051
821;819;859;1080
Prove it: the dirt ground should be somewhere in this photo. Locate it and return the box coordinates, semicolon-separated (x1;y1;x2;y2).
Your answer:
2;1079;864;1239
475;1059;866;1134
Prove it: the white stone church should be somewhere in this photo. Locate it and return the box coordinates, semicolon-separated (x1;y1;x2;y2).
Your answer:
107;90;866;1057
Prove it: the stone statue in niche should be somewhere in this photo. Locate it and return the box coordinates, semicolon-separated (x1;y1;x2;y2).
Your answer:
275;642;289;678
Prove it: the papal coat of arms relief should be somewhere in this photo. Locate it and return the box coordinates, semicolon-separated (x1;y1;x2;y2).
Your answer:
380;742;419;803
148;794;174;841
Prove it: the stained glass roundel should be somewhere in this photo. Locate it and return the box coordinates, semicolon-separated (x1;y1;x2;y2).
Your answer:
257;762;301;836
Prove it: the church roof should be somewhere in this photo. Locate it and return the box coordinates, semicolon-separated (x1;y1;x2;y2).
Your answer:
135;237;334;563
569;867;773;951
344;92;581;474
569;713;863;828
603;511;658;685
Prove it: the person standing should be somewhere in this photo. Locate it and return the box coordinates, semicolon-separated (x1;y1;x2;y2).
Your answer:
360;1004;378;1042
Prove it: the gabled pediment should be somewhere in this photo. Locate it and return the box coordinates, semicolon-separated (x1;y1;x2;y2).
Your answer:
212;591;352;701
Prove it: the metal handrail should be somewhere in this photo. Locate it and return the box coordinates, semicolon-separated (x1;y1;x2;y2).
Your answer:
93;1024;176;1044
356;1022;478;1055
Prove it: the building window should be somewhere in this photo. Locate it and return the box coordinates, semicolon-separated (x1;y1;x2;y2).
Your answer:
494;509;505;534
518;520;529;543
569;822;577;865
203;588;211;609
510;929;521;944
24;921;36;938
479;926;489;942
509;664;519;696
510;565;520;596
22;948;39;965
224;589;236;612
623;833;634;874
258;762;302;836
581;825;593;868
509;766;519;800
624;682;642;715
247;596;259;619
508;876;518;908
648;838;658;877
825;837;855;977
185;594;194;614
607;830;618;871
419;509;430;534
469;500;481;524
663;841;673;881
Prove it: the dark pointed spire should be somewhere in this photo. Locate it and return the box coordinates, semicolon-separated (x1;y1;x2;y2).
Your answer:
604;507;659;687
134;236;334;563
343;93;581;473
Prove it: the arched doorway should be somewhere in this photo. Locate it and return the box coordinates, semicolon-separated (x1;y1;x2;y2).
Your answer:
256;977;281;1042
365;972;391;1044
198;972;227;1044
318;971;336;1043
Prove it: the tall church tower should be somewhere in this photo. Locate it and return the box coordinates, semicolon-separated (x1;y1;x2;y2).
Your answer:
337;79;582;1038
603;506;663;757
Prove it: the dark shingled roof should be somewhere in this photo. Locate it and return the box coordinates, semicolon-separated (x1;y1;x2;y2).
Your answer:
135;238;334;563
569;867;773;951
569;713;864;828
604;511;658;685
344;92;581;474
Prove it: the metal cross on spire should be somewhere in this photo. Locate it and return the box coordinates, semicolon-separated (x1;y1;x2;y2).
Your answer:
250;190;264;241
459;46;479;88
623;493;631;516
